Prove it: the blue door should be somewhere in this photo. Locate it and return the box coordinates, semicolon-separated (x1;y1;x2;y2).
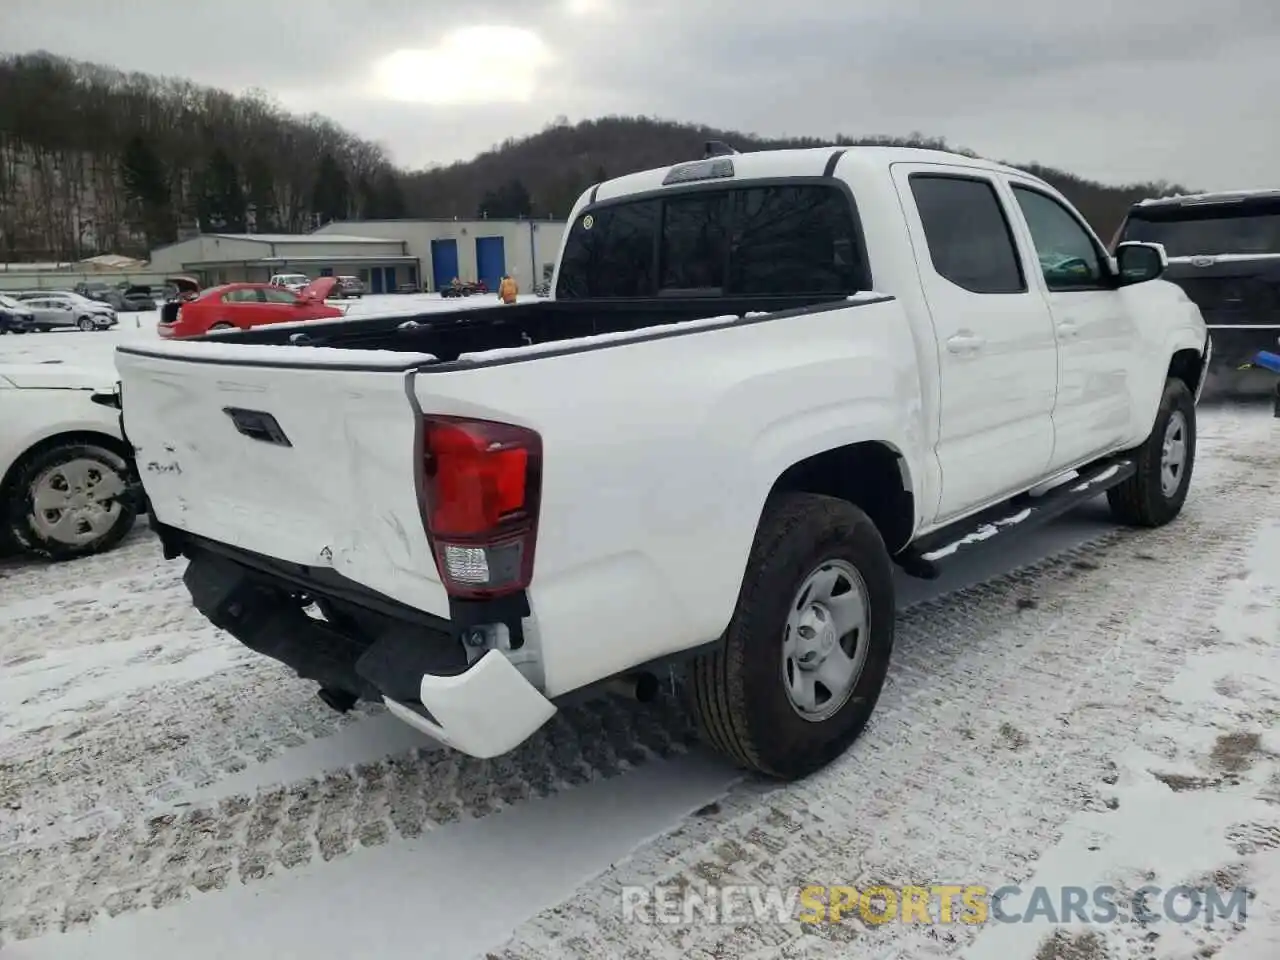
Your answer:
370;267;385;294
431;239;459;292
475;236;506;291
384;265;396;290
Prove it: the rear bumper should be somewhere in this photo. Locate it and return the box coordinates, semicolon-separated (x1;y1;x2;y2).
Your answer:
158;522;556;759
383;651;556;758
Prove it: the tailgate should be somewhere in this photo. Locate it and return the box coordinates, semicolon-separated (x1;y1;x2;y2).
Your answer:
1164;255;1280;327
115;343;450;617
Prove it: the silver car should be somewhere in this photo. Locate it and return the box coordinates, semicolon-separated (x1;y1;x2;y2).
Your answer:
16;293;117;332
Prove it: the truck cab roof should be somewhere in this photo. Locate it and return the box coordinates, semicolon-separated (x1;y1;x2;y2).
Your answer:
590;145;1041;207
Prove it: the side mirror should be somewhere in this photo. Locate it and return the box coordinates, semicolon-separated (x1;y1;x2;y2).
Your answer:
1114;241;1166;286
294;294;311;306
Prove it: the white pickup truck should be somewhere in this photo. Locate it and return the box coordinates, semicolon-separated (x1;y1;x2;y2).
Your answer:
113;145;1209;780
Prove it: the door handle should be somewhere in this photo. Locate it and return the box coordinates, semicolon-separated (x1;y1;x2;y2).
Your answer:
946;332;985;354
1057;320;1079;338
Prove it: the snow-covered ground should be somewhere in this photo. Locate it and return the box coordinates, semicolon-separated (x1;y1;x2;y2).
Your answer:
1;309;1278;958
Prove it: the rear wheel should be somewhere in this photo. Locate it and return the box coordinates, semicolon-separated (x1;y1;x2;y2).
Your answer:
1107;377;1196;527
209;322;235;331
5;440;138;561
686;492;895;780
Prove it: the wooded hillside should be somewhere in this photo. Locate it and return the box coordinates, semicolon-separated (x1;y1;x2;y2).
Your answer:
0;52;405;261
0;51;1191;262
410;117;1192;242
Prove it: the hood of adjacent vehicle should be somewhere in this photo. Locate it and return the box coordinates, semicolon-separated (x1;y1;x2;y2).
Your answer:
0;361;117;391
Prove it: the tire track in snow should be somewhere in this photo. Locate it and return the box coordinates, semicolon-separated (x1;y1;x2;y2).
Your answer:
491;411;1280;960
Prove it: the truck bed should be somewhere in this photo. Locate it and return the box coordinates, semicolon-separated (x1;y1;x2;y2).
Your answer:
213;294;853;363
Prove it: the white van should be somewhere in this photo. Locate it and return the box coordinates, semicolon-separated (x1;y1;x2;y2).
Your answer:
268;274;311;294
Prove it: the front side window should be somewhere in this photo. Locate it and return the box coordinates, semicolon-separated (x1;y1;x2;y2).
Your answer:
222;288;262;303
1012;186;1105;290
555;183;864;299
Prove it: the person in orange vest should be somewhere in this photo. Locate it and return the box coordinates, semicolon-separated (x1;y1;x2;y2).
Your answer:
498;274;519;304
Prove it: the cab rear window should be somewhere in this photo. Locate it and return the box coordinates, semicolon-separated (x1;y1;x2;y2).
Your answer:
556;183;866;299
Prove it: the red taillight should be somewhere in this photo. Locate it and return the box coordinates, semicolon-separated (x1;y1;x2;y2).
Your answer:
420;416;542;599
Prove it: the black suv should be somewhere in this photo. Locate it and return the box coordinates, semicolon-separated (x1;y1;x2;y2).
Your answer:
1115;190;1280;381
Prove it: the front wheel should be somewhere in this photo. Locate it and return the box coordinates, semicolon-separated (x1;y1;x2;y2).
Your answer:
5;441;139;561
77;316;95;331
1107;377;1196;527
686;492;895;780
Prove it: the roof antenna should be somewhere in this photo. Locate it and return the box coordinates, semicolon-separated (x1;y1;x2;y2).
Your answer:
704;140;738;159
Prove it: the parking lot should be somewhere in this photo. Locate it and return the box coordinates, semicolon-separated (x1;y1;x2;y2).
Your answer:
2;302;1279;958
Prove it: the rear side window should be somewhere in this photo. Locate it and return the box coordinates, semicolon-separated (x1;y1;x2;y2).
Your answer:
555;184;863;299
910;175;1026;294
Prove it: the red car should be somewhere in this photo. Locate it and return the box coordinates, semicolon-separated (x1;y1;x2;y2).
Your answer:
158;277;342;339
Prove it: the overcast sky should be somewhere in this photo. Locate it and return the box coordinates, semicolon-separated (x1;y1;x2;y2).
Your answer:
2;1;1276;190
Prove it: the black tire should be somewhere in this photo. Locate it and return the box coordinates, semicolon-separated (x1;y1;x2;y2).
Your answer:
1107;377;1196;527
209;322;235;331
5;440;139;561
686;492;895;780
77;316;94;331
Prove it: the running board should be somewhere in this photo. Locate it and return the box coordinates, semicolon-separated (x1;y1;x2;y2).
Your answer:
894;455;1136;580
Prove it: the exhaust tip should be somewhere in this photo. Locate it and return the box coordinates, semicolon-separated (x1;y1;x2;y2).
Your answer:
317;687;358;713
634;672;660;703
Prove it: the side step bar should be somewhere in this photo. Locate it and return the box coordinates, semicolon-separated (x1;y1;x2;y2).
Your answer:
894;454;1136;580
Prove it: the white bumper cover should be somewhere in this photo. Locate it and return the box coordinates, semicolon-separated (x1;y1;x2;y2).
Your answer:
383;650;557;758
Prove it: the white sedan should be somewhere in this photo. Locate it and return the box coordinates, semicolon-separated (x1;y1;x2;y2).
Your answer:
13;292;118;331
0;362;139;560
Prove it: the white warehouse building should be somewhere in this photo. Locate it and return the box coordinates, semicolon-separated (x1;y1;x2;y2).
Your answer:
311;217;566;293
146;217;567;295
145;233;417;292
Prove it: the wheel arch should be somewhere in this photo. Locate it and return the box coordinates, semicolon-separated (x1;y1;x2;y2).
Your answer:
1168;345;1207;400
766;440;916;555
